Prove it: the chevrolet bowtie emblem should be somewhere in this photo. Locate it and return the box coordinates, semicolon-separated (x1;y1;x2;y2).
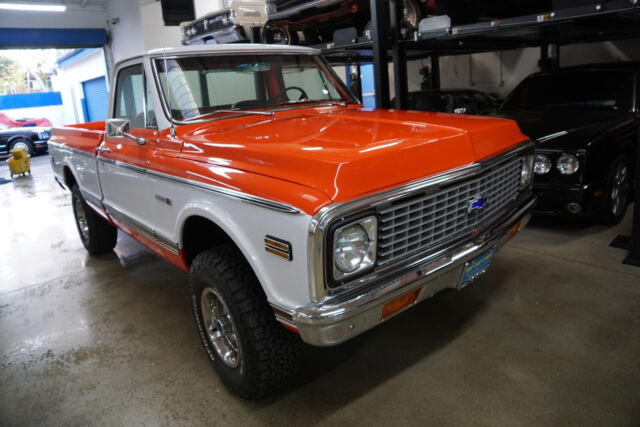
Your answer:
468;196;487;213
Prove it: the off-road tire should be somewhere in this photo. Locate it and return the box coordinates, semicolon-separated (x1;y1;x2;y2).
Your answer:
71;184;117;254
189;246;300;399
599;155;631;226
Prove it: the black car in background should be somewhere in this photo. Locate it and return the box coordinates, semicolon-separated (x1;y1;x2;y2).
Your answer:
0;123;51;157
499;62;638;224
395;89;500;115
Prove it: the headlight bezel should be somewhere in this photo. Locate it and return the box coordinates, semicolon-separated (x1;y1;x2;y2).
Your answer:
520;153;535;189
556;153;580;175
327;212;377;287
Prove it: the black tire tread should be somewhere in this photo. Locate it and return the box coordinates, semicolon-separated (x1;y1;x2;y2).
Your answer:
71;184;117;255
190;246;300;399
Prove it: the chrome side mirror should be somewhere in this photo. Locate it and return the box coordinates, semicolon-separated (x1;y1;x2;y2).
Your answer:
106;118;145;145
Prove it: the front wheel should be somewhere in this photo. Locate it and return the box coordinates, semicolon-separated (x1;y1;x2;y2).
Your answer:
71;184;117;254
189;246;300;399
599;155;631;225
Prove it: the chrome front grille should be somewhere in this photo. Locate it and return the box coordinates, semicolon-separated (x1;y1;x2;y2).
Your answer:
376;157;523;266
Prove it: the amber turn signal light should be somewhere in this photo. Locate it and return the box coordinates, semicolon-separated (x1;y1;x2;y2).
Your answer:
381;289;421;320
507;219;523;241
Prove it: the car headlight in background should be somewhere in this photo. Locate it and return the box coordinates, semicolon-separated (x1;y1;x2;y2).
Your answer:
520;153;535;189
534;153;552;175
38;131;49;140
333;216;377;281
557;153;580;175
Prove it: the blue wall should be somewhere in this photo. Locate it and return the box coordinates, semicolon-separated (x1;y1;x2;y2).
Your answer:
0;28;107;48
0;92;63;110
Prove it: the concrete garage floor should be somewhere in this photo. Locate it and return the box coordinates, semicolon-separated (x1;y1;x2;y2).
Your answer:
1;155;639;426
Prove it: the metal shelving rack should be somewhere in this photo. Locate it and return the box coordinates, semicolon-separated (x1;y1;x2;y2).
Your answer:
319;0;640;265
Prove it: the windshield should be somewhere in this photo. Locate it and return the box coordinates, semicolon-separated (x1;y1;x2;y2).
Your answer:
501;69;634;111
154;54;353;121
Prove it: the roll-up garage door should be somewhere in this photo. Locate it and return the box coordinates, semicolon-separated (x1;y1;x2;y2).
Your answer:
82;76;109;122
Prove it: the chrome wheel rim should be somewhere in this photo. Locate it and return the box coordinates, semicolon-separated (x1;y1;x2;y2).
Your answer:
611;162;630;216
74;198;90;241
200;287;241;368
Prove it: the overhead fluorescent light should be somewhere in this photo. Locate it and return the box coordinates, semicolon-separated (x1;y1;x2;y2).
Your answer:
0;2;67;12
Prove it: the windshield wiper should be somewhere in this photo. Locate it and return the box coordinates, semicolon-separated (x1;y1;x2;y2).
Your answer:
184;108;275;122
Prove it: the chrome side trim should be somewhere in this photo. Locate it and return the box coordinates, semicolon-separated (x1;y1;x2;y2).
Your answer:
98;155;301;214
307;140;535;302
80;190;105;211
48;141;95;158
104;203;180;254
145;168;303;214
98;156;147;175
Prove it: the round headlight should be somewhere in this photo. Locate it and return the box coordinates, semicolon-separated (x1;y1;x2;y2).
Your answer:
557;153;579;175
534;153;552;174
334;224;369;273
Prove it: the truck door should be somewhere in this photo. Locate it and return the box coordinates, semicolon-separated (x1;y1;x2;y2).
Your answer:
97;61;156;237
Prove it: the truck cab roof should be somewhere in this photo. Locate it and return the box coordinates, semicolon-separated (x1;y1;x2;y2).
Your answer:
115;43;320;69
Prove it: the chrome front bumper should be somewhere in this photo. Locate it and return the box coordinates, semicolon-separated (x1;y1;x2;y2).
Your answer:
291;195;536;346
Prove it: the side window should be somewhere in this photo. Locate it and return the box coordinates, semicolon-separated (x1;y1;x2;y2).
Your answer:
114;64;145;129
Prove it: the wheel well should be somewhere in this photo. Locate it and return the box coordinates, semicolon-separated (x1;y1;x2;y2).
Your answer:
182;216;235;267
63;166;76;189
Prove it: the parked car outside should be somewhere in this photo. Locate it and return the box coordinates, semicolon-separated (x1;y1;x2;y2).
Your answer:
0;122;51;157
394;89;501;115
498;62;639;224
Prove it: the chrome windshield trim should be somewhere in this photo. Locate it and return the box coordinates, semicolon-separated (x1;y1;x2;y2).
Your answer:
307;140;535;302
149;52;355;128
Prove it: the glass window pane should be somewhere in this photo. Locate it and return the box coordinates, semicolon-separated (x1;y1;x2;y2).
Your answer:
155;54;350;120
114;64;145;128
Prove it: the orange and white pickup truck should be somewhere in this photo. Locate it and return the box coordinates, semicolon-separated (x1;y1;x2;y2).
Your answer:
49;44;535;398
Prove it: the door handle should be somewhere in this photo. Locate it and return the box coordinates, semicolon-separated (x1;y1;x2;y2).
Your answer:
96;146;111;153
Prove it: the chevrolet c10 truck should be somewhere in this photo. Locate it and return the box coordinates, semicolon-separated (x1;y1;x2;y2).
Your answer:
49;44;536;399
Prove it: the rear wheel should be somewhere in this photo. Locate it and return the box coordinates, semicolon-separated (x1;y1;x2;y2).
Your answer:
599;155;631;225
189;246;300;399
71;184;117;254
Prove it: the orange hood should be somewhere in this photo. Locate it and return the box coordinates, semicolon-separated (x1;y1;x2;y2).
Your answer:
178;107;528;204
